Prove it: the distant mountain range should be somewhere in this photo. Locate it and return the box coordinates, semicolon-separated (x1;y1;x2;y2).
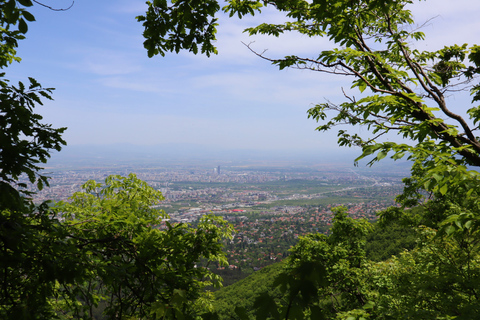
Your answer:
46;143;411;172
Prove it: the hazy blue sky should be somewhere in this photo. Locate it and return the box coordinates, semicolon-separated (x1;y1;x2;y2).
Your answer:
6;0;480;157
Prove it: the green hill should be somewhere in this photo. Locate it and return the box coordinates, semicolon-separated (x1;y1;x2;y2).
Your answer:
211;217;417;319
213;262;285;319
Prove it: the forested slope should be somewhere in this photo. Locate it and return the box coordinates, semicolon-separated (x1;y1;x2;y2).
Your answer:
212;215;418;319
213;262;285;319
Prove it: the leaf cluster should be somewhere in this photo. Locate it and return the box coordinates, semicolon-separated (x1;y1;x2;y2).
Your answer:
51;174;233;319
0;0;35;67
1;174;234;319
137;0;220;57
0;76;66;210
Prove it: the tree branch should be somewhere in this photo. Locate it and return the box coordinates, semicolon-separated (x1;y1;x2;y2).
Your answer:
32;0;74;11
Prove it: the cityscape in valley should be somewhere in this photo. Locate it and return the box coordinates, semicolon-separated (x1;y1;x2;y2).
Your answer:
3;0;479;317
32;158;407;216
29;157;409;281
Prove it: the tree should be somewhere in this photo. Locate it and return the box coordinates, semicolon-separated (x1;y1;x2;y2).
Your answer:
0;77;66;208
52;174;233;319
137;0;480;191
1;0;66;207
1;2;234;318
263;207;372;320
1;1;69;318
136;0;480;318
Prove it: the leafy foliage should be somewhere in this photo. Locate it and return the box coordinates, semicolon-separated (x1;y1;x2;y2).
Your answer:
1;2;234;318
51;174;234;319
0;77;66;208
364;214;416;262
138;0;480;318
137;0;220;57
1;0;66;209
138;0;480;174
212;262;285;320
1;2;70;318
3;0;480;318
242;207;372;320
0;0;35;67
367;227;480;319
0;202;73;320
211;204;480;320
1;173;234;319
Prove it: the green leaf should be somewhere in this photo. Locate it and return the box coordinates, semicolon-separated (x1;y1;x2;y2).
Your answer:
376;150;387;161
439;184;448;195
18;18;28;33
22;10;35;22
363;301;375;310
464;220;472;229
18;0;33;6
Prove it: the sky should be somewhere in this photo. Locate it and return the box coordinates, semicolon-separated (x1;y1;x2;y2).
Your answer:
5;0;480;161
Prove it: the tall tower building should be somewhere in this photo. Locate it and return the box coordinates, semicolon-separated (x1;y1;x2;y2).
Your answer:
217;165;221;175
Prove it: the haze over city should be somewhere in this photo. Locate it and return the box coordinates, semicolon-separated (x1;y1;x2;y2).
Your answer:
6;0;480;163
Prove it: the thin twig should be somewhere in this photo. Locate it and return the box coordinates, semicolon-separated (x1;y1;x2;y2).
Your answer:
32;0;74;11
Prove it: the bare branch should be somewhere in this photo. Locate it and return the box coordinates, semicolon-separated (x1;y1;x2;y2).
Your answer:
32;0;74;11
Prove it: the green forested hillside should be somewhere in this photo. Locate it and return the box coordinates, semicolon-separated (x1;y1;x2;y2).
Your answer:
212;214;418;319
213;262;285;319
364;219;417;262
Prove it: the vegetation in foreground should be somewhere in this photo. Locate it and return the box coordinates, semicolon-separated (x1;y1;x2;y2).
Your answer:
2;0;480;319
212;216;418;319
